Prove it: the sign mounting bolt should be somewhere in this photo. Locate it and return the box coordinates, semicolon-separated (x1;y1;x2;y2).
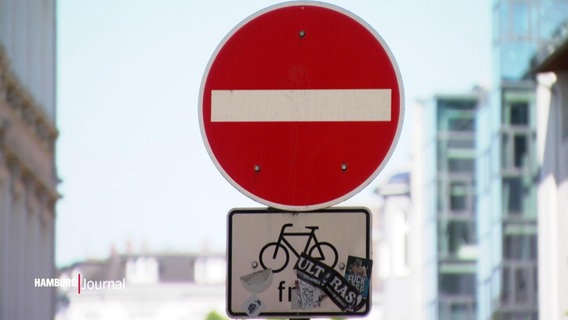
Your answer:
254;164;261;172
299;30;306;38
341;162;348;172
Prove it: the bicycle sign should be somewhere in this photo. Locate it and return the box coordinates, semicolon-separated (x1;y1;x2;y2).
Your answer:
227;207;372;318
259;223;338;273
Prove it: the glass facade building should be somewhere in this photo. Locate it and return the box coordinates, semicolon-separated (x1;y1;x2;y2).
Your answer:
493;0;568;82
420;93;481;320
477;81;539;320
476;1;568;319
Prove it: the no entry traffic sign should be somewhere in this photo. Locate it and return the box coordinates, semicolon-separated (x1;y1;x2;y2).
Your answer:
199;2;404;211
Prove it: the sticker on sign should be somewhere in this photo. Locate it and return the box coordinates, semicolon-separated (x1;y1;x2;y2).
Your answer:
227;207;372;318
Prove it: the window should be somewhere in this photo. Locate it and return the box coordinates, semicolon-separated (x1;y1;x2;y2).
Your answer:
502;267;511;304
450;182;468;211
449;117;475;132
513;134;528;167
511;2;530;38
502;176;536;217
450;303;473;319
502;134;511;169
510;102;529;125
444;220;476;256
439;273;476;295
501;264;537;307
449;158;474;173
514;268;530;303
504;234;537;260
448;137;475;149
501;132;532;170
438;299;475;320
503;177;523;215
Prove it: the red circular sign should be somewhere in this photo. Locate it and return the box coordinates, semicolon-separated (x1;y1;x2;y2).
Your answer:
199;2;403;211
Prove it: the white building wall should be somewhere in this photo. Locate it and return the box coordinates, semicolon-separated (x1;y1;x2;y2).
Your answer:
0;160;13;320
56;283;226;320
0;1;58;319
0;0;56;120
56;255;227;320
0;155;57;320
536;71;568;320
379;193;424;320
412;100;427;319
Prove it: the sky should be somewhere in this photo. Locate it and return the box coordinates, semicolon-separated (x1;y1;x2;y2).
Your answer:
55;0;491;266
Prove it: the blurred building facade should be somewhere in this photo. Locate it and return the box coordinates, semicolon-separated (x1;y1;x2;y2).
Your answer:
0;1;58;320
533;21;568;320
415;92;481;320
374;171;423;320
55;252;226;320
387;2;568;319
476;1;568;319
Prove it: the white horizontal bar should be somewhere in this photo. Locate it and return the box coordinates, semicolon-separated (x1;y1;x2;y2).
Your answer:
211;89;391;122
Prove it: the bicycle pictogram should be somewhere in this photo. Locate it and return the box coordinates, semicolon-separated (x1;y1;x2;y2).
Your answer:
259;223;338;273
